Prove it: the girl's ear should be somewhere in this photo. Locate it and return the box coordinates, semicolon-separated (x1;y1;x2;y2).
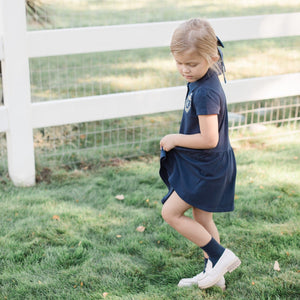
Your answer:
208;55;219;68
211;56;219;63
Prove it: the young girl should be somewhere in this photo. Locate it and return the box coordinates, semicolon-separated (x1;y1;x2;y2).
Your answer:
159;18;241;290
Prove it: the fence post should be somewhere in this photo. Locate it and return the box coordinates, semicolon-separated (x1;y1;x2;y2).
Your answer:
0;0;35;186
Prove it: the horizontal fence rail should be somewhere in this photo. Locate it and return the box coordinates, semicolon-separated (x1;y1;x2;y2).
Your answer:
30;73;300;129
26;13;300;57
1;13;299;60
0;7;299;185
1;73;299;132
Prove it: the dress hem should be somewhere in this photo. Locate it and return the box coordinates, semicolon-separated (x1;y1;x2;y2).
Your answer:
161;187;234;213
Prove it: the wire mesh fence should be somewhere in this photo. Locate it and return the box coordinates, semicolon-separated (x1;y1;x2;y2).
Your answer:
33;112;181;169
29;47;184;102
28;0;300;31
26;34;299;171
30;95;299;171
0;1;299;176
1;95;298;174
28;36;300;104
229;97;300;132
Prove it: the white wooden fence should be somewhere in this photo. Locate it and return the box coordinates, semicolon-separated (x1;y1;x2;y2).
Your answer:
0;0;299;186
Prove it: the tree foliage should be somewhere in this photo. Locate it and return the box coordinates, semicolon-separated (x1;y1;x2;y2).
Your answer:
26;0;50;26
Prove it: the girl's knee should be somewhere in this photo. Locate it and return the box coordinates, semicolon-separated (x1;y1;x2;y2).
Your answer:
161;205;177;226
161;192;190;226
161;205;171;223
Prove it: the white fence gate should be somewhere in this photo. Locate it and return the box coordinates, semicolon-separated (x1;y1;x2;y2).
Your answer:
0;0;299;186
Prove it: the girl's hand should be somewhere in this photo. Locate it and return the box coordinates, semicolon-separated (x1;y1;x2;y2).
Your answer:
160;134;178;152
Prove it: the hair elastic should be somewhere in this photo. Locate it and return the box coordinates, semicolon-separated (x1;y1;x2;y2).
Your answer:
216;36;227;83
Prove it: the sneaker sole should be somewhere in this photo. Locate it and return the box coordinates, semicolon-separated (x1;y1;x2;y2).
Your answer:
198;257;241;289
178;282;226;289
227;257;241;273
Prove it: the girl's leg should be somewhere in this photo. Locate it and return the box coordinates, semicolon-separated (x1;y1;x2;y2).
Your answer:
192;208;220;258
162;191;241;289
161;191;211;247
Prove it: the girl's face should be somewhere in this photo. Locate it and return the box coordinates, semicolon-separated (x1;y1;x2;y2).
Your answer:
173;50;210;83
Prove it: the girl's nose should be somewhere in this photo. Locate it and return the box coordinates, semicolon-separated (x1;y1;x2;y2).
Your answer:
182;66;191;73
182;65;190;73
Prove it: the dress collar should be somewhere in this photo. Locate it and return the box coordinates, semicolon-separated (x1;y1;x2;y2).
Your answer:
188;68;215;91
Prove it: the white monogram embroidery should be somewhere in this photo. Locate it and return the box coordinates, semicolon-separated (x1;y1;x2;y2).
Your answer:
185;92;192;113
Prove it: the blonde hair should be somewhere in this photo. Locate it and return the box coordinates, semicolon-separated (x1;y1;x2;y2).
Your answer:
170;18;220;71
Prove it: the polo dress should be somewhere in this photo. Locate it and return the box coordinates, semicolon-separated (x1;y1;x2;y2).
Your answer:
159;69;236;212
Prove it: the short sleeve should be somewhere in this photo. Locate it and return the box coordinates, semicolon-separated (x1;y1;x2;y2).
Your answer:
193;88;220;116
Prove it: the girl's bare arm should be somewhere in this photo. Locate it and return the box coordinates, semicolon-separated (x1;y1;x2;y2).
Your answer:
160;115;219;151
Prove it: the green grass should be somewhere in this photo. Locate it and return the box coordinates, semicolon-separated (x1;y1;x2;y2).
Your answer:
0;133;299;299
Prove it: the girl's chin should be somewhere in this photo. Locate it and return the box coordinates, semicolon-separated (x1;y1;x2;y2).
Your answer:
184;76;194;81
185;77;197;82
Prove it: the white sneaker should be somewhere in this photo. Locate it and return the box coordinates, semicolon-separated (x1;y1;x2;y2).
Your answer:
198;249;241;290
178;260;226;290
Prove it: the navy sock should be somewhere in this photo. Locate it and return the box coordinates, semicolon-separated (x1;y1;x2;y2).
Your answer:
201;238;225;267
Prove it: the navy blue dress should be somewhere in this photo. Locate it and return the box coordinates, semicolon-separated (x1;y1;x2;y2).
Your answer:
159;69;236;212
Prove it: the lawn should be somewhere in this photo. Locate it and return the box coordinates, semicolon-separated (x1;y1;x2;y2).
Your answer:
0;132;299;299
